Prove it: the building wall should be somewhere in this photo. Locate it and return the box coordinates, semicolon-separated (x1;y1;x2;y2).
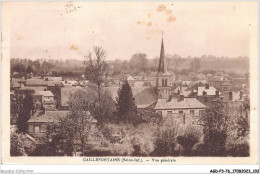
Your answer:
155;108;204;118
28;123;48;137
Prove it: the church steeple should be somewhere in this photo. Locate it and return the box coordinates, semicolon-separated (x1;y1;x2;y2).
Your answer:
158;33;167;74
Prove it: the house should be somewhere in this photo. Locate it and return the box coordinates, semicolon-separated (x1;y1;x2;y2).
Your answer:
222;90;245;117
34;91;55;110
208;76;229;91
196;85;221;105
27;110;97;137
232;78;249;89
122;74;135;86
220;81;234;92
154;97;206;123
47;81;64;108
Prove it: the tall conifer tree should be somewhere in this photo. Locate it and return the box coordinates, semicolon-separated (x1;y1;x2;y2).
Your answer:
117;81;137;124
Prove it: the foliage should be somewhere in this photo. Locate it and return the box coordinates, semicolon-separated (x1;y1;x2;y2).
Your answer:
17;93;34;133
129;53;149;74
202;99;229;156
84;46;110;125
10;132;27;156
190;57;201;72
152;117;180;156
177;125;203;156
116;81;138;124
133;109;161;126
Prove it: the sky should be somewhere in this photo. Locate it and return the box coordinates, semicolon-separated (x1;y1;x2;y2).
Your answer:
4;2;258;60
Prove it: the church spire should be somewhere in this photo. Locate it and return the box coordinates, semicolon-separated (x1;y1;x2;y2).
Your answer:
158;32;167;74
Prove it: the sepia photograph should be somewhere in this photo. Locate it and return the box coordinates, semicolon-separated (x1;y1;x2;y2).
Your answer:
1;1;258;167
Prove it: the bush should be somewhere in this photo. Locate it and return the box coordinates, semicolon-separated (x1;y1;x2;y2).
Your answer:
226;143;249;157
177;125;203;156
152;117;181;156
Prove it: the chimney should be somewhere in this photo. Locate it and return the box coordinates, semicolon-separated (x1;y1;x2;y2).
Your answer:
205;84;209;89
179;94;184;101
216;90;219;96
167;95;173;102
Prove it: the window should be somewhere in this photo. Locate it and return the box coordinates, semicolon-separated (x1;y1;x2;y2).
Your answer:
179;110;183;114
190;110;194;115
167;111;172;116
165;79;168;87
35;126;40;133
28;125;34;133
157;111;162;116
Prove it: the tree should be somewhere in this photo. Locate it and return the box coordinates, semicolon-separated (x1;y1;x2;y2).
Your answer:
153;117;180;156
202;99;229;156
129;53;148;74
172;54;182;70
190;57;201;72
117;81;138;124
84;46;109;126
17;93;34;133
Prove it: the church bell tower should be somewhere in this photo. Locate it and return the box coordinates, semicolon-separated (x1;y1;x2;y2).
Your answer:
156;33;173;99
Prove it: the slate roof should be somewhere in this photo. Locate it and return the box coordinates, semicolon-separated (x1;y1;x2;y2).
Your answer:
26;79;48;86
154;98;205;110
28;111;69;123
21;86;47;92
35;91;54;97
27;110;97;123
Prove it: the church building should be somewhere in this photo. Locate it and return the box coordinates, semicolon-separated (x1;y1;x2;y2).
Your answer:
153;35;206;123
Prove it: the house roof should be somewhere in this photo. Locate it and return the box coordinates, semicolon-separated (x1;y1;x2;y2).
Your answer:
154;98;205;110
221;81;233;86
104;86;158;108
45;77;62;81
197;86;221;96
28;111;69;123
47;81;64;87
11;79;20;88
26;79;48;86
209;76;228;81
232;78;247;85
127;75;135;81
21;86;47;92
35;90;54;97
27;110;96;123
134;81;145;87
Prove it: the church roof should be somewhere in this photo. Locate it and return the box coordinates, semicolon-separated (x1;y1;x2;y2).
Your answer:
104;86;158;109
158;36;167;74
